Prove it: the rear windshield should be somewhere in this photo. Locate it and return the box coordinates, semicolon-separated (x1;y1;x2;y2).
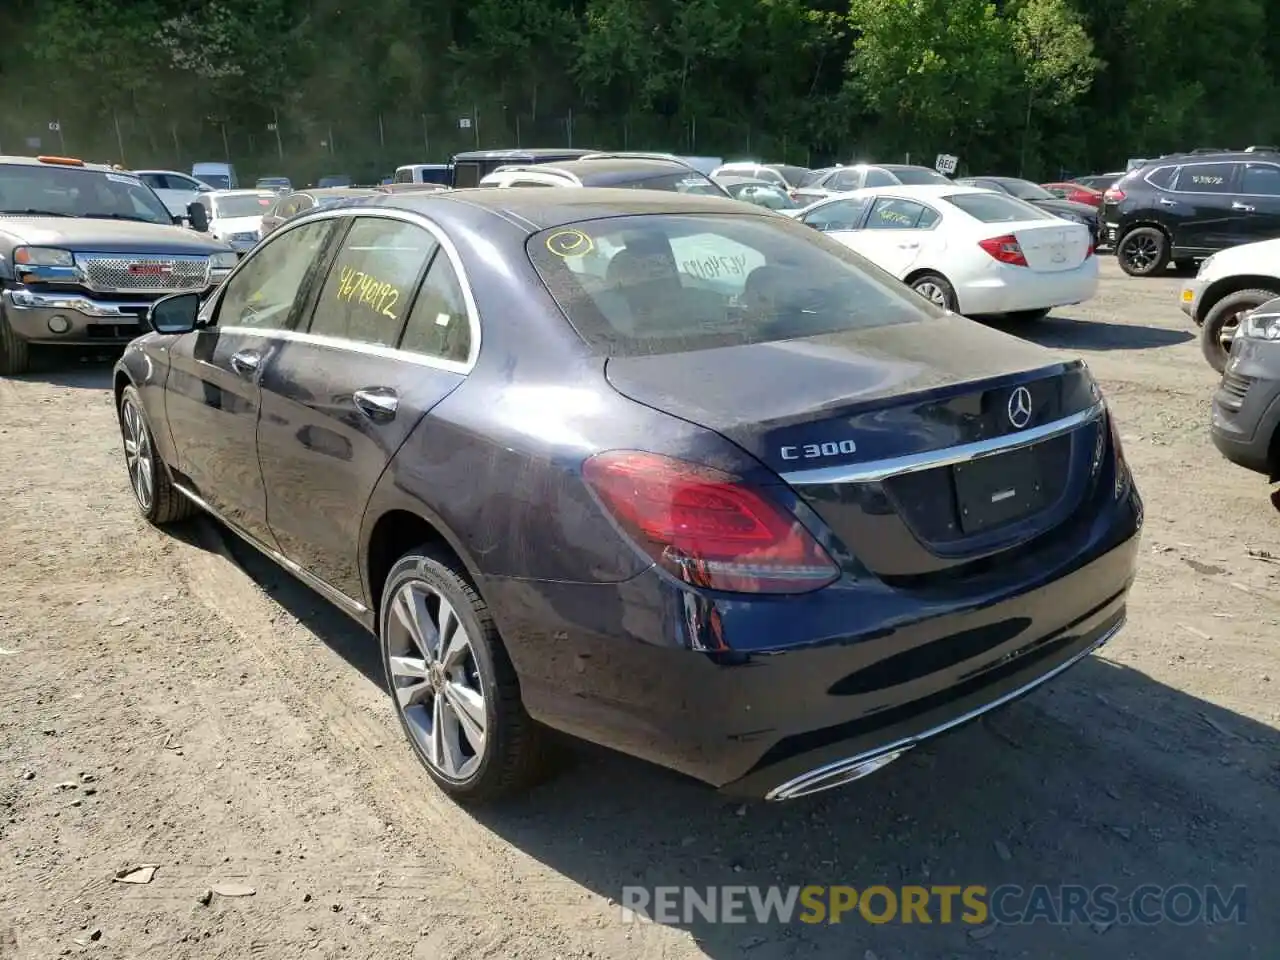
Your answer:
885;167;951;185
769;165;811;187
944;193;1054;223
214;194;274;218
625;172;724;195
526;212;939;357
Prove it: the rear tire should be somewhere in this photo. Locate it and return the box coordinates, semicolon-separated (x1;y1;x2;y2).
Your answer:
118;385;195;525
0;310;31;376
379;546;549;804
910;273;958;312
1201;288;1279;373
1116;226;1170;277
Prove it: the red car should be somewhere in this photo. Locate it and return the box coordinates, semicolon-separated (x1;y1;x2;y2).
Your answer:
1041;181;1103;208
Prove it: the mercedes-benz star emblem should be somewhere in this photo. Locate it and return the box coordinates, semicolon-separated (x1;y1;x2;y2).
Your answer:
1007;386;1033;429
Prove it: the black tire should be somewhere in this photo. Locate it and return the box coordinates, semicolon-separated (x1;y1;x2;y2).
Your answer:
1201;288;1279;373
1003;308;1052;322
1116;226;1170;277
909;272;958;312
379;546;548;804
118;385;195;525
0;309;31;376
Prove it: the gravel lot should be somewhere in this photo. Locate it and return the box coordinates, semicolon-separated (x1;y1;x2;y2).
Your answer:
1;259;1277;960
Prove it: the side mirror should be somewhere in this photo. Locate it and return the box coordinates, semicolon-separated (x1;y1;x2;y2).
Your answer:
187;202;209;232
148;292;202;334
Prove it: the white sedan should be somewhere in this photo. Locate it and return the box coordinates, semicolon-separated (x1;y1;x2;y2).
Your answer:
790;184;1098;319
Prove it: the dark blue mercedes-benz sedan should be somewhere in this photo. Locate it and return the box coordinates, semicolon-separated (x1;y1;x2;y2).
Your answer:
113;188;1142;804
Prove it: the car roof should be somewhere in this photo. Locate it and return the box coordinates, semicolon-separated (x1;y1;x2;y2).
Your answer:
331;187;765;232
453;148;596;161
716;175;778;186
305;187;377;197
497;157;698;185
0;155;114;172
210;188;276;198
844;184;986;200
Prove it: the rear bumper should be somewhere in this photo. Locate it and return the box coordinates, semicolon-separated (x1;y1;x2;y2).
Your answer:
488;481;1142;798
1210;339;1280;477
959;258;1100;315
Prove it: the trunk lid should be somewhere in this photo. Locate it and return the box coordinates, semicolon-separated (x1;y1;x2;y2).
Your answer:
1010;221;1092;272
605;315;1104;580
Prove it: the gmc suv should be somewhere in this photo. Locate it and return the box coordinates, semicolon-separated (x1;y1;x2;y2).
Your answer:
1;155;236;374
1102;148;1280;277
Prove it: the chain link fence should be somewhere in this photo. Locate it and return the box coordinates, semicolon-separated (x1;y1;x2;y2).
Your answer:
1;100;847;183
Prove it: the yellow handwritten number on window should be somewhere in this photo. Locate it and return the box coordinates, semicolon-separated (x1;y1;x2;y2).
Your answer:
545;229;595;258
335;265;400;321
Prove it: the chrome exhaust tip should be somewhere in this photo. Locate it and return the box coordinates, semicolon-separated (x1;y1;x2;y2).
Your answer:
765;747;912;802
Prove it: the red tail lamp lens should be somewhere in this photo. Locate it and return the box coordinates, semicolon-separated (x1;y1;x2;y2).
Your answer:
582;451;839;594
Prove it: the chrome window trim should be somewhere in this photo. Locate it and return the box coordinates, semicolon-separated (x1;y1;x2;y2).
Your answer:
781;401;1104;486
200;204;482;372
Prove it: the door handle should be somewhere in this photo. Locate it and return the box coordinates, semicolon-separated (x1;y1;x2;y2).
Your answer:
1157;198;1177;207
353;387;398;421
897;241;920;249
1232;202;1256;212
229;349;261;377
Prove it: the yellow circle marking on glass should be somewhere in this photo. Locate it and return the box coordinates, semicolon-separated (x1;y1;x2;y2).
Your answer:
546;228;594;258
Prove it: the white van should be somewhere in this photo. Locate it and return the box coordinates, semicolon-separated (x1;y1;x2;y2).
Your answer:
191;162;239;190
394;163;451;186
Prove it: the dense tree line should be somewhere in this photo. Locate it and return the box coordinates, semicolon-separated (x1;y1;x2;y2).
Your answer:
3;0;1279;182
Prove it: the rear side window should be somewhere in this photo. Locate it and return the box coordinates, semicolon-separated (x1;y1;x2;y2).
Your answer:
1241;162;1280;195
944;193;1054;222
1173;163;1236;193
399;254;472;363
526;213;939;357
863;169;897;188
829;169;862;192
1145;165;1177;189
394;169;413;183
310;217;437;346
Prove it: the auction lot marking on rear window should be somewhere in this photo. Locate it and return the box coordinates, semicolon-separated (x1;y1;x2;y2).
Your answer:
546;229;594;258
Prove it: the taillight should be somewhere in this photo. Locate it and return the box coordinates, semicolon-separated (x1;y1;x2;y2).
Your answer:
582;450;839;594
1103;187;1125;203
1107;408;1130;498
979;234;1028;267
1086;243;1096;258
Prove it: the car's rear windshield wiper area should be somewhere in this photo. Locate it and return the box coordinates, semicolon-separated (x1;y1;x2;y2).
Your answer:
0;208;72;217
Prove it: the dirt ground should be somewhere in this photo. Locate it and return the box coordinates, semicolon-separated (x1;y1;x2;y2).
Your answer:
1;258;1277;960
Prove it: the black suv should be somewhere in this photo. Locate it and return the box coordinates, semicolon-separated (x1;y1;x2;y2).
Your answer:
1103;148;1280;276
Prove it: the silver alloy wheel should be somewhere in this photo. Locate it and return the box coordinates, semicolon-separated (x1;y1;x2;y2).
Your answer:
914;281;947;307
386;581;487;781
1122;233;1159;271
121;400;155;510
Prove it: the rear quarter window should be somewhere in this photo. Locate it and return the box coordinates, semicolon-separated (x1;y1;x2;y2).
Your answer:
943;193;1055;223
1144;165;1177;189
525;213;940;357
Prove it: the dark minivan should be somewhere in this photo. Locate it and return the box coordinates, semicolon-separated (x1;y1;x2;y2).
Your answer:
113;189;1141;807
